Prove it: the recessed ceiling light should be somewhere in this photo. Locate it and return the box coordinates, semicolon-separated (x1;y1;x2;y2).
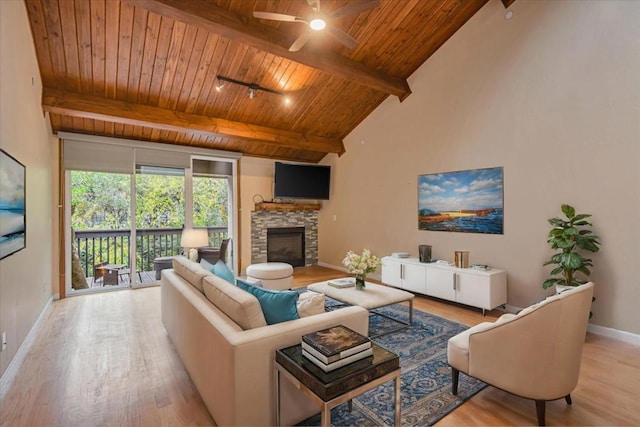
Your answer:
505;10;513;20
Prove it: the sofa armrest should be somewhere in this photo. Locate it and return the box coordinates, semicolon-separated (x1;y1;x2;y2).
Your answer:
232;306;369;426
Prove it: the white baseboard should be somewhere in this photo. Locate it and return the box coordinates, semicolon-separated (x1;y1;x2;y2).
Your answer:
0;295;54;400
505;304;524;314
588;324;640;346
316;262;382;282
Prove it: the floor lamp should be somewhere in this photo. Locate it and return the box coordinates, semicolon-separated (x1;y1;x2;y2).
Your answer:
180;228;209;262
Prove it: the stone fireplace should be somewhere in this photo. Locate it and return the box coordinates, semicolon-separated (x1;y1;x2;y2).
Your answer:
251;204;319;266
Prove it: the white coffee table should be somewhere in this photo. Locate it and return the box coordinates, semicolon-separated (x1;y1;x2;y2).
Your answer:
308;279;414;338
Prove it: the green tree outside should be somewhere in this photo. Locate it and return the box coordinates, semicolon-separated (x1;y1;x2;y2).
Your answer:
70;170;228;276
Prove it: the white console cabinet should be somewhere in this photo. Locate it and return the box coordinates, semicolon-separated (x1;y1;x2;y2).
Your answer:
381;257;427;294
381;257;507;314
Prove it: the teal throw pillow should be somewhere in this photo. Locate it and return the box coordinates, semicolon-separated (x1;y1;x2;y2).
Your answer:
236;280;299;325
201;258;235;284
200;258;214;271
236;277;263;288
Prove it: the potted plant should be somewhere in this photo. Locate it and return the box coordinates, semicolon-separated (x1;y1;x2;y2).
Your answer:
543;204;601;292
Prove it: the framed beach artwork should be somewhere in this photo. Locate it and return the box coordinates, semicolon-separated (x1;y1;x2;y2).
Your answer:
0;149;26;259
418;167;504;235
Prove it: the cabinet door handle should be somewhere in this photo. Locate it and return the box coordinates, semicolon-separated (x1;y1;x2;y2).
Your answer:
401;264;404;280
453;273;457;290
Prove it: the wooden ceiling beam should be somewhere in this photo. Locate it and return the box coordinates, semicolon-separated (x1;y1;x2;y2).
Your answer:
42;87;345;154
501;0;516;8
125;0;412;101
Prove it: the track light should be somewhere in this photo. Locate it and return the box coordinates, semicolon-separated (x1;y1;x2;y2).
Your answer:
214;75;291;105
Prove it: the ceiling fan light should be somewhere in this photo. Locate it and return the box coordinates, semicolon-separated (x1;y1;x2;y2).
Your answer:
248;87;256;99
309;18;326;31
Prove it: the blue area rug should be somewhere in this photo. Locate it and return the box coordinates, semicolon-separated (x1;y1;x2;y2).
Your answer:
297;294;486;426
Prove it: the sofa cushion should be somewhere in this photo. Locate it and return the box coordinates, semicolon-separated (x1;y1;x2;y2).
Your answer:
296;291;326;318
201;258;235;284
236;280;299;325
172;255;211;293
202;275;267;330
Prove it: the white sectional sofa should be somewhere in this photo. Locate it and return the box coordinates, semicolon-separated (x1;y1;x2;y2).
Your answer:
160;256;369;426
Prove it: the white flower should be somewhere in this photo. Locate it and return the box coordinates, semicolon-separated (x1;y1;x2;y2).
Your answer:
342;249;381;278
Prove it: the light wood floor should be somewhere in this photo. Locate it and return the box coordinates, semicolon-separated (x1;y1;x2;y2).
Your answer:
1;266;638;426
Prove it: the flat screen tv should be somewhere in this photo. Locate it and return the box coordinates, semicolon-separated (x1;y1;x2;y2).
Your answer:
274;162;331;200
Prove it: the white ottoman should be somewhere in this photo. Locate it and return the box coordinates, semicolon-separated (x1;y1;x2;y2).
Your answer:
246;262;294;290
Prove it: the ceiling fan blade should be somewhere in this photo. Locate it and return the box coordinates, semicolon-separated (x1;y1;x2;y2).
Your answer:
327;27;358;49
253;11;303;22
289;31;312;52
330;0;380;19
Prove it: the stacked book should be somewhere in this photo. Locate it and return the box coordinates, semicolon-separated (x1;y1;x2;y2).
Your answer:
301;325;372;372
327;277;356;288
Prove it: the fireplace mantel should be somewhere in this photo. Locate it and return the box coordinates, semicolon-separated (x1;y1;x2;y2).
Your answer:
254;202;320;212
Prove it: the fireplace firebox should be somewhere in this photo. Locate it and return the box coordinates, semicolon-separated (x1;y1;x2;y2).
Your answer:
267;227;305;267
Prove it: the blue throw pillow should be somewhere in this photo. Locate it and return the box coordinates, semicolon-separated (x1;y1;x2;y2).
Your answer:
201;258;235;284
236;280;299;325
237;277;263;288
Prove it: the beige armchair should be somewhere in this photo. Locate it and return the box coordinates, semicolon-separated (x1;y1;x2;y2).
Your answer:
447;282;594;426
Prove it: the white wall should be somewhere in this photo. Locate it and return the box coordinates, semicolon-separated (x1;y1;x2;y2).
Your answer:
0;1;54;377
319;0;640;334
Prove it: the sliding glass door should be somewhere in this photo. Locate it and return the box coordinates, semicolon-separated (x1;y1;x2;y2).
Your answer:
134;165;185;284
63;136;239;296
69;171;132;290
192;158;232;264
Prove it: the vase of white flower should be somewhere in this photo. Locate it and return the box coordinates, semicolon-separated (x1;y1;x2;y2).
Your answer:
343;249;381;291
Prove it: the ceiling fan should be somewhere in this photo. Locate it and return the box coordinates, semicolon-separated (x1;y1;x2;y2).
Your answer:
253;0;380;52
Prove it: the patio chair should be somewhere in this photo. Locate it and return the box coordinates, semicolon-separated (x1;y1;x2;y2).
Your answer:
93;261;108;283
198;238;231;264
118;268;143;284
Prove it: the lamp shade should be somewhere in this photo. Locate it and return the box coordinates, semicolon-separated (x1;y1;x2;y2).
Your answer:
180;228;209;248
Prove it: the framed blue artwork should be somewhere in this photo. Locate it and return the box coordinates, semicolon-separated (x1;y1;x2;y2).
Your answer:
0;149;26;259
418;167;503;234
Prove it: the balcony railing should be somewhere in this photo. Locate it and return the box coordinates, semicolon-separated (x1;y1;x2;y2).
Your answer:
74;227;228;278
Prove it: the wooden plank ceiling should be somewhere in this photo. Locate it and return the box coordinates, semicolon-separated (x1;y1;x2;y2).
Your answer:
26;0;510;163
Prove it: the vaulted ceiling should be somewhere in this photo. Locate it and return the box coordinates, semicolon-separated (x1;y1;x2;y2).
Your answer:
26;0;513;163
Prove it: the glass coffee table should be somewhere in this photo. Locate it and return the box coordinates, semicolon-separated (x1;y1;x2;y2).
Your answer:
274;342;401;427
